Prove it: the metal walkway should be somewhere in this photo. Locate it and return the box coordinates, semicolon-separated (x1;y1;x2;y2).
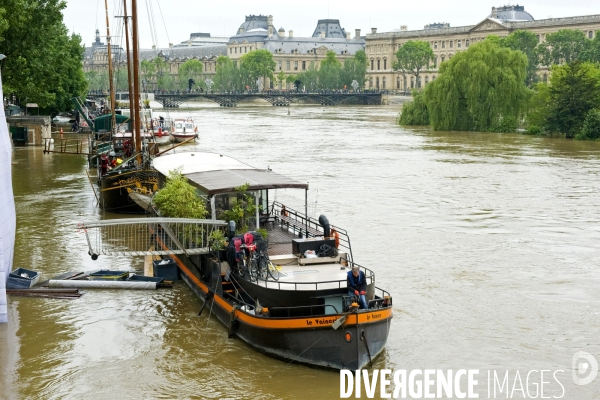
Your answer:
78;218;227;258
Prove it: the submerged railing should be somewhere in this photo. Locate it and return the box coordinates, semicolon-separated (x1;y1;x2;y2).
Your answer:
78;217;227;258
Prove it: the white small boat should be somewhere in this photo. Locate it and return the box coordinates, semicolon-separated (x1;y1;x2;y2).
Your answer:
170;119;197;143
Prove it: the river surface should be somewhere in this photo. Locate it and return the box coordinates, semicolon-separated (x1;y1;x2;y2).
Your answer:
1;104;600;399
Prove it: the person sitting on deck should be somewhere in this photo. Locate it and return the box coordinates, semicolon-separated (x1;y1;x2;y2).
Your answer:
347;266;368;309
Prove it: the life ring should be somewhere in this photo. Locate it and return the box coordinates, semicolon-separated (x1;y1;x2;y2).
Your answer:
330;228;340;248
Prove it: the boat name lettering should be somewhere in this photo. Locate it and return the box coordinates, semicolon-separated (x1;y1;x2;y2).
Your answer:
308;317;337;325
366;313;382;320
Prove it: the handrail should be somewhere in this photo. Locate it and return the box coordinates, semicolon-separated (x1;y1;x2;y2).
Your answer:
271;201;354;262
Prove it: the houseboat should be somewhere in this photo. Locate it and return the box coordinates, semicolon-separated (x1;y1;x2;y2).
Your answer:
150;151;393;369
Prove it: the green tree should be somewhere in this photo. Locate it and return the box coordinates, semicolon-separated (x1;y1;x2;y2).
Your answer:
544;61;600;137
318;51;342;89
424;39;528;131
114;66;129;91
153;170;207;219
276;70;286;89
499;30;539;86
393;40;435;89
140;59;156;89
214;55;251;91
0;0;87;111
582;31;600;63
178;59;203;90
537;29;589;65
576;109;600;140
341;50;368;89
398;91;430;125
295;63;319;91
240;49;276;90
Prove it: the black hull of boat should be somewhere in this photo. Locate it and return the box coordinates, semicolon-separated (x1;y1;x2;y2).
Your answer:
175;255;392;370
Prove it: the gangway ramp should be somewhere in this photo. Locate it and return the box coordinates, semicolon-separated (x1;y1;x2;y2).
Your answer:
78;218;227;259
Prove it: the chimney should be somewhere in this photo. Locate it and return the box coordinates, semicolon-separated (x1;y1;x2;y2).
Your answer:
346;32;351;39
187;39;191;47
268;15;273;26
289;30;294;38
239;27;244;34
491;7;498;18
268;26;273;37
355;29;361;38
169;43;173;49
320;31;325;38
371;28;377;34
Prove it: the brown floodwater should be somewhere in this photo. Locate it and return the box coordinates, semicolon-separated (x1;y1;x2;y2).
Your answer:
1;104;600;399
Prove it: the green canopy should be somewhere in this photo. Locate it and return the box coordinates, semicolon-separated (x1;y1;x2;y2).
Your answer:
93;114;131;133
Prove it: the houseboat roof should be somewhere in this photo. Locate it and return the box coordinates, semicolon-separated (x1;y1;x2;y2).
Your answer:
152;152;308;195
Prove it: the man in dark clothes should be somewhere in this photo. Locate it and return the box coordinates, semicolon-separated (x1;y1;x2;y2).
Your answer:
347;266;368;309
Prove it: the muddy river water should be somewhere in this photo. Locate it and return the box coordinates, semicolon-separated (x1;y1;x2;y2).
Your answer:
1;104;600;399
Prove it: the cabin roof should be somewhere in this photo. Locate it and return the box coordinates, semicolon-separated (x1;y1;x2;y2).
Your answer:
152;152;308;195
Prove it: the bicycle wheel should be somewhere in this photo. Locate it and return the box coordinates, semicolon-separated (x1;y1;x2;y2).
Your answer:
236;256;246;278
258;255;269;280
267;260;280;281
249;256;259;282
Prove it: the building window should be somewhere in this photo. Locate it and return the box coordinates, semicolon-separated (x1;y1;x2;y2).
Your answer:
377;59;380;70
441;55;445;63
286;61;290;71
537;35;541;43
432;75;435;80
369;78;373;88
371;59;374;70
229;48;232;54
450;41;453;49
397;77;400;89
442;41;446;49
457;40;461;48
294;61;298;71
543;73;548;82
302;61;306;70
398;44;402;50
382;77;386;89
410;78;414;89
376;77;380;89
589;31;594;39
278;61;282;71
434;42;438;49
235;47;237;54
250;46;253;51
310;61;314;68
466;40;469;47
383;59;387;70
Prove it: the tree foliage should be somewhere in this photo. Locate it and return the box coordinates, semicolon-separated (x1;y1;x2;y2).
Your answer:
424;39;528;131
398;91;430;125
576;109;600;140
153;170;207;219
537;29;589;65
499;30;539;86
543;61;600;137
213;55;251;91
394;40;435;88
240;49;276;89
178;59;203;89
0;0;87;111
341;50;368;88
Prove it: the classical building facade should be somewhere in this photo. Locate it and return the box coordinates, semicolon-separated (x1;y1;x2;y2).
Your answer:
82;15;364;90
365;5;600;90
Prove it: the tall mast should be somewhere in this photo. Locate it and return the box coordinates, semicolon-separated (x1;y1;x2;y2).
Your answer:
131;0;142;154
103;0;116;135
122;0;135;141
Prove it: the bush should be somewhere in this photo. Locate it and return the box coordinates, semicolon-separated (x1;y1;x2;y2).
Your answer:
526;125;542;135
492;116;518;133
153;170;208;219
576;108;600;140
398;91;430;126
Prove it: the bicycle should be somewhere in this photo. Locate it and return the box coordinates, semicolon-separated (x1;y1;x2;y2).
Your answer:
236;243;259;282
255;240;279;281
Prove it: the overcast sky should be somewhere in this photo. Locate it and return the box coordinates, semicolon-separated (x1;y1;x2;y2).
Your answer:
63;0;599;49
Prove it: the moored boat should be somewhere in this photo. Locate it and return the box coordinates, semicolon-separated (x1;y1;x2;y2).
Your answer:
170;119;197;143
150;151;393;369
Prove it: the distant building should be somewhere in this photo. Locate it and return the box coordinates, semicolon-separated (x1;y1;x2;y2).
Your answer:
82;14;364;90
365;5;600;90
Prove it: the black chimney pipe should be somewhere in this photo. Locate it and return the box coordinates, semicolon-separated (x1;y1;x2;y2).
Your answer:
318;214;330;238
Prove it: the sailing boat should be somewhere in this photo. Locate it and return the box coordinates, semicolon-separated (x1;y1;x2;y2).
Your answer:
96;0;159;214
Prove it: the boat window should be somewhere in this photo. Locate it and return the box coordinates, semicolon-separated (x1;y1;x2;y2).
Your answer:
185;123;194;130
175;122;183;129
